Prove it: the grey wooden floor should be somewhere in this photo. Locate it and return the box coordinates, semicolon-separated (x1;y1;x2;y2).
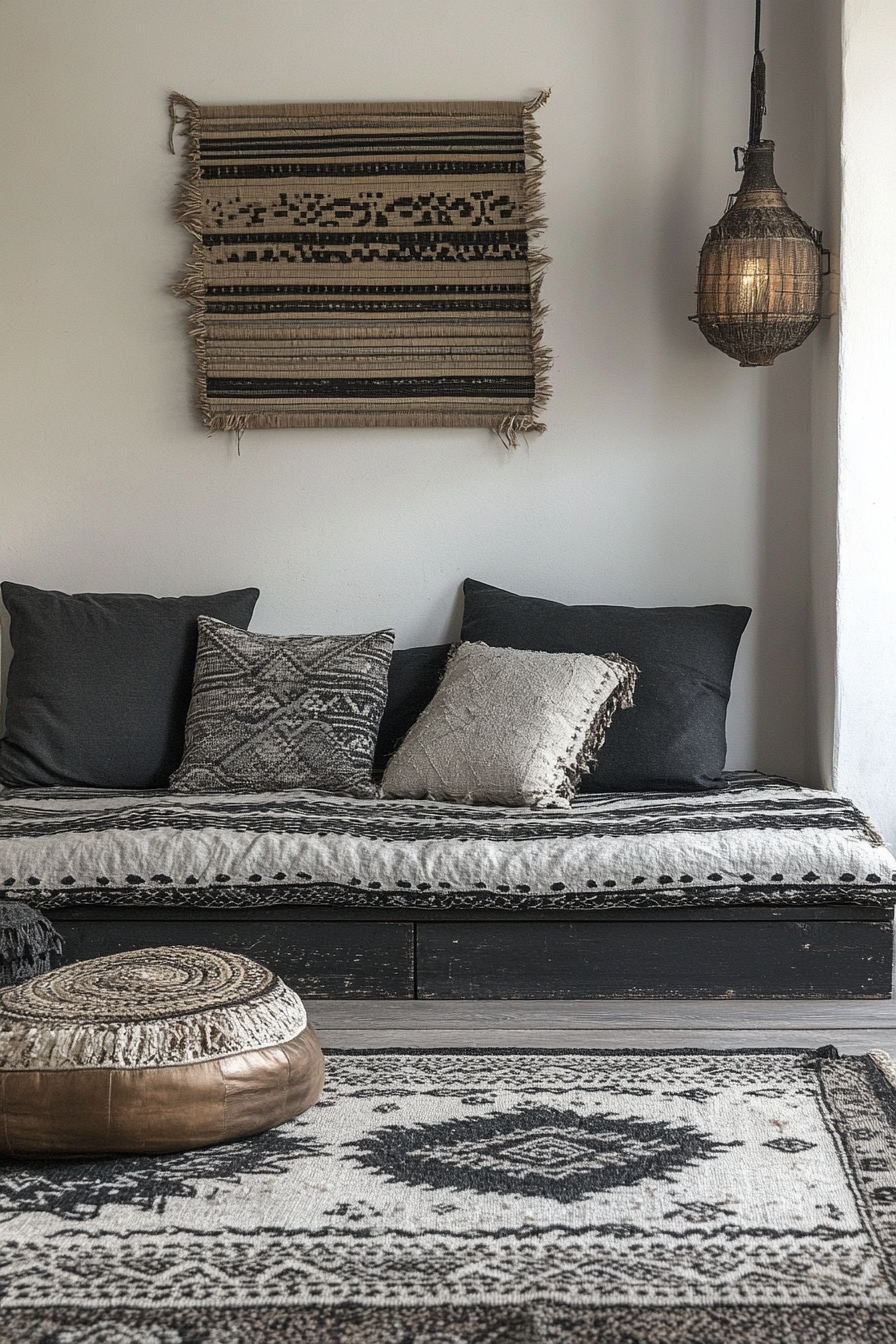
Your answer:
307;998;896;1055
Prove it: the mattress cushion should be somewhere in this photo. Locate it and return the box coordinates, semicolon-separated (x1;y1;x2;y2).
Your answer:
0;773;893;913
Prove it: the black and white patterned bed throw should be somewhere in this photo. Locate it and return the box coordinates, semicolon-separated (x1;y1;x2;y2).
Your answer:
0;773;893;912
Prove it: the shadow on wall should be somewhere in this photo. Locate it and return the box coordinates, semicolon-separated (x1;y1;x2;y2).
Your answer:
647;0;810;780
580;0;830;784
752;0;840;786
755;347;813;783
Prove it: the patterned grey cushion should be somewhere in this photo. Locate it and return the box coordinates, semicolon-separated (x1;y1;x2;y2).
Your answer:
169;619;394;797
381;641;638;807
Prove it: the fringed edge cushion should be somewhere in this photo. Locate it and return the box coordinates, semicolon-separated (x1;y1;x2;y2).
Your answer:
381;641;638;808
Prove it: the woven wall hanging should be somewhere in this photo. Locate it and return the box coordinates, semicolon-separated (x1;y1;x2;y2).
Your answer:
169;94;552;446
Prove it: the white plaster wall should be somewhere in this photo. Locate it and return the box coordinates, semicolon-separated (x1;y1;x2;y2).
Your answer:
0;0;839;780
808;0;843;791
834;0;896;836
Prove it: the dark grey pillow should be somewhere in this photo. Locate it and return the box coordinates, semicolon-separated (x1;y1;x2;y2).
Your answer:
169;618;395;797
0;583;259;789
373;644;451;775
460;579;750;791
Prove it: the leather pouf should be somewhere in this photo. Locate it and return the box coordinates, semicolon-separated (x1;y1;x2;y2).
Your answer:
0;945;325;1157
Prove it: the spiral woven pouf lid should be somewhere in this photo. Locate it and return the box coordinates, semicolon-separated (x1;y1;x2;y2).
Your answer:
0;946;325;1158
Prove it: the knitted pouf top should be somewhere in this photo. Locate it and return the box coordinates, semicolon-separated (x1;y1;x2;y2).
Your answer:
0;945;307;1071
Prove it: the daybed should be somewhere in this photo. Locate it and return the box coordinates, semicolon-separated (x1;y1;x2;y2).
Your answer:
1;577;893;999
1;772;893;999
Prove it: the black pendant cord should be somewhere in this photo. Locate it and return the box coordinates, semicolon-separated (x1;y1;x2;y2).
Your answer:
748;0;766;146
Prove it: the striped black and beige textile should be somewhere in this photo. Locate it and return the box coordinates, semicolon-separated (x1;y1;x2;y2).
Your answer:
169;94;552;444
1;773;893;913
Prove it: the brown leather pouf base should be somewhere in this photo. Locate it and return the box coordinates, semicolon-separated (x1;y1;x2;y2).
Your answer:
0;946;325;1158
0;1022;325;1158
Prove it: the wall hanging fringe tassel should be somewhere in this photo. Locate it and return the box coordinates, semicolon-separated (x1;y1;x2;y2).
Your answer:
169;92;552;444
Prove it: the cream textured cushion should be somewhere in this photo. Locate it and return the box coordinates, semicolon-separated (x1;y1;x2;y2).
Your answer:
381;641;638;807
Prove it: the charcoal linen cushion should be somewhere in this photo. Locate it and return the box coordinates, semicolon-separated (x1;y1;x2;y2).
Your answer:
0;583;259;789
373;644;451;775
460;579;750;791
381;640;638;807
169;618;394;797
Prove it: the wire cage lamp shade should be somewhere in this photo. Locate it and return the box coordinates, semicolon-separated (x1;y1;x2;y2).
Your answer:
691;0;828;367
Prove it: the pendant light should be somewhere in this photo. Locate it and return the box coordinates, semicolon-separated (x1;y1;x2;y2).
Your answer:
691;0;828;367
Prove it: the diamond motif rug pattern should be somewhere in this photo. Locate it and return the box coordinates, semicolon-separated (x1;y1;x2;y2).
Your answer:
3;1047;896;1342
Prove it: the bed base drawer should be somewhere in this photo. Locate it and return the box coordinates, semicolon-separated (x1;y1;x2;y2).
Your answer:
52;914;414;999
415;918;893;1000
48;905;893;1000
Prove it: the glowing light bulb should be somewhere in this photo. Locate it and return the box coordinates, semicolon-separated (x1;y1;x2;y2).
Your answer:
736;256;769;312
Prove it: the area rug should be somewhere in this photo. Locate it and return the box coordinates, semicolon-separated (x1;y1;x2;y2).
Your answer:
169;94;551;445
3;1047;896;1343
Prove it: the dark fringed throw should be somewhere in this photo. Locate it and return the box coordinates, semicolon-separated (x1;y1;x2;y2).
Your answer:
0;901;63;986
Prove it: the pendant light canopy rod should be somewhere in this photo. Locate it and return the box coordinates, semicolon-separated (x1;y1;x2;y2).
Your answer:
748;0;766;147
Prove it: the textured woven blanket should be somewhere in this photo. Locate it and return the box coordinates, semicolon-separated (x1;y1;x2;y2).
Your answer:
0;773;892;912
4;1047;896;1342
169;94;551;444
0;899;62;986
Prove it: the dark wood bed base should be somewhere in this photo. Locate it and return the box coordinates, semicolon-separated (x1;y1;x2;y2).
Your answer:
51;903;894;1000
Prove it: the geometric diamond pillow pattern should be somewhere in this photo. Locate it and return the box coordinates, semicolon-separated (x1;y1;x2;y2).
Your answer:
169;618;395;797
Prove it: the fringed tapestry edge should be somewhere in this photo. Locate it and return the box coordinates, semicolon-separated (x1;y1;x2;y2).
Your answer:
169;94;213;430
